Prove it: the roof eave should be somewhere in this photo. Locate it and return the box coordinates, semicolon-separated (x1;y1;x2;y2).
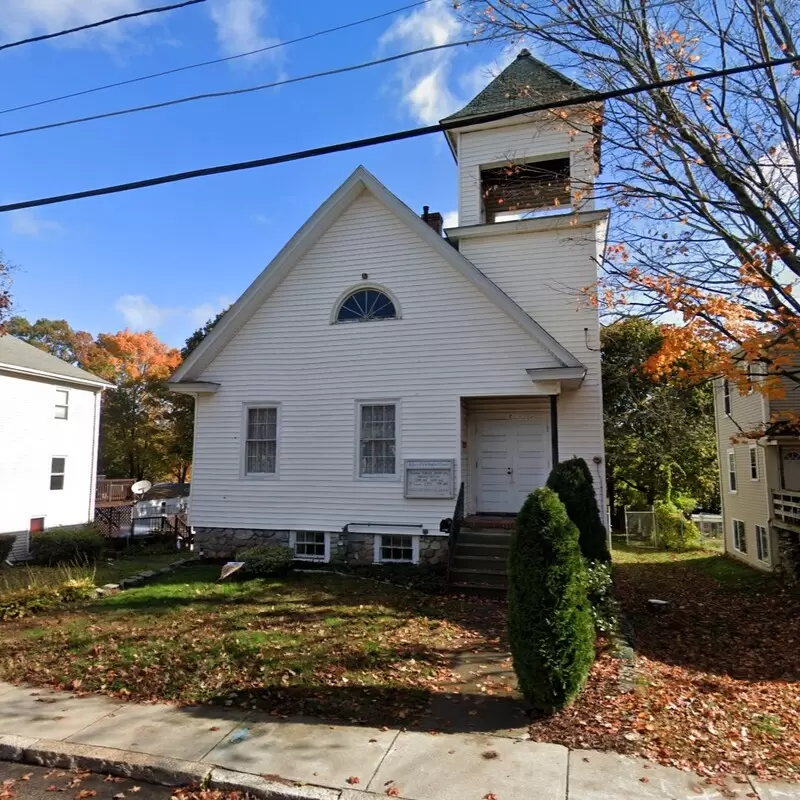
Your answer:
0;362;112;389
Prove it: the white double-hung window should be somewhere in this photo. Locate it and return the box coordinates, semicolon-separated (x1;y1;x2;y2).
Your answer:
55;389;69;420
357;402;398;478
244;406;278;476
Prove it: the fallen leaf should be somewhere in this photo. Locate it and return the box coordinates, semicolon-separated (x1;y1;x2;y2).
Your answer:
386;789;400;797
346;777;360;785
75;790;97;799
484;795;498;800
639;777;649;784
482;751;499;760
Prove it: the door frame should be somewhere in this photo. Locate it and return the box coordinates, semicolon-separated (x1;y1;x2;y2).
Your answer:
470;410;553;514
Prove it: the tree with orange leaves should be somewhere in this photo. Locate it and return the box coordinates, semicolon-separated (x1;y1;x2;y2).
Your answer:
90;330;182;481
466;0;800;420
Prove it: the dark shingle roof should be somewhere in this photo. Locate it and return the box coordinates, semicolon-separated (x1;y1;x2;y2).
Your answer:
141;483;191;501
441;50;590;123
0;335;112;387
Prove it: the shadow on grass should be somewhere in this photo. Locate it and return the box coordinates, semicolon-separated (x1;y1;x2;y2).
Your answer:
613;557;800;681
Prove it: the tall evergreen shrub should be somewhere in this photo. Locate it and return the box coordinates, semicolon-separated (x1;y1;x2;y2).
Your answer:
508;487;595;713
546;457;610;562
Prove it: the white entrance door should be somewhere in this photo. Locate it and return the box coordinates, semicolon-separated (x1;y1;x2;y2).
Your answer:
476;417;551;514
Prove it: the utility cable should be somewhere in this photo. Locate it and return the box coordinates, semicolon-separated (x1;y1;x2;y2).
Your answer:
1;50;797;213
0;34;507;140
0;0;435;115
0;0;206;53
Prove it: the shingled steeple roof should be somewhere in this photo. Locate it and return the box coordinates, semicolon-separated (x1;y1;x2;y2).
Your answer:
441;49;589;124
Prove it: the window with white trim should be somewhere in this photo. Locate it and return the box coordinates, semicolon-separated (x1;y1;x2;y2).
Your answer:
336;288;397;322
50;457;65;491
244;406;277;475
375;534;418;564
358;403;397;477
54;389;69;420
755;524;769;563
732;519;747;553
749;445;759;481
727;450;737;492
290;531;329;562
723;379;731;415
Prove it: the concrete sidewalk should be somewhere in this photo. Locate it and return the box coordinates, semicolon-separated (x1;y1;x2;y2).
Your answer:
0;681;796;800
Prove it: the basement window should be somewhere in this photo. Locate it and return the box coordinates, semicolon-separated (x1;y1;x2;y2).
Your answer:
481;157;571;223
374;534;419;564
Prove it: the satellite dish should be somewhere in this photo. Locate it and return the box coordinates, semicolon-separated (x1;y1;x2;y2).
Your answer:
131;480;152;497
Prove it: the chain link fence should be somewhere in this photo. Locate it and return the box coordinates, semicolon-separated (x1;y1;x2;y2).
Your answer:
619;508;723;550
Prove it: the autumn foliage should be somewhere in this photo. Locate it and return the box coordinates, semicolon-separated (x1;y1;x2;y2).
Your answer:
468;0;800;429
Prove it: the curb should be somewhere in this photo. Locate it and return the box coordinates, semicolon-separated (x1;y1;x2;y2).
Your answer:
0;735;381;800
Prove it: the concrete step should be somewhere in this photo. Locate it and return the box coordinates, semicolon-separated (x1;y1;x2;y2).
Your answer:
459;529;513;546
449;567;508;588
452;554;508;571
455;541;510;559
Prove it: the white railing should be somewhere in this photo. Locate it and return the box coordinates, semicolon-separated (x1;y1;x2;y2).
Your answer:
772;489;800;526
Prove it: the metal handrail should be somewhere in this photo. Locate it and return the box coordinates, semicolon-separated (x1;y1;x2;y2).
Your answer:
447;482;465;584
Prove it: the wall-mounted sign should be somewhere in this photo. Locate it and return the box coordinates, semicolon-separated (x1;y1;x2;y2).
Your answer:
404;459;455;499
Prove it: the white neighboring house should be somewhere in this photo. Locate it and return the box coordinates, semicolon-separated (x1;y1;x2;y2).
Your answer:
0;335;112;562
170;52;609;583
714;367;800;575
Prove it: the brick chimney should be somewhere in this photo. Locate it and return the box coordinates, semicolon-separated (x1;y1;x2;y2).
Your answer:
421;205;444;236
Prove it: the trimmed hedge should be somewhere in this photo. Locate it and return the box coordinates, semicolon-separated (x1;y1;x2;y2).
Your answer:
0;534;15;563
546;458;610;563
0;579;95;621
508;487;595;713
239;545;294;577
30;527;105;566
585;561;619;635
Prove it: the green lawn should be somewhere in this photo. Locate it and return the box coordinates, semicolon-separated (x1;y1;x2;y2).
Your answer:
610;541;774;589
0;553;187;594
0;566;505;725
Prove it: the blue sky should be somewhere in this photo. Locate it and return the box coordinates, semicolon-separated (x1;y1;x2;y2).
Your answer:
0;0;514;347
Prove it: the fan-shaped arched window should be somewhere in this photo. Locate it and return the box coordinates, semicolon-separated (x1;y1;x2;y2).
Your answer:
335;288;397;323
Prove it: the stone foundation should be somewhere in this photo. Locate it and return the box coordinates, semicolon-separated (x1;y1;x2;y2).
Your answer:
192;527;449;566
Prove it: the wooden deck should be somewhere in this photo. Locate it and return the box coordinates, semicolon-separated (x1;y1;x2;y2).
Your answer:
95;478;135;508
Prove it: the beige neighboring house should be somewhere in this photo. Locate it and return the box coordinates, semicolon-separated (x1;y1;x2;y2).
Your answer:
714;369;800;574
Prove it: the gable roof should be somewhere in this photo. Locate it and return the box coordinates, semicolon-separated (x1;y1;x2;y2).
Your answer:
0;335;112;388
441;49;590;124
171;166;582;384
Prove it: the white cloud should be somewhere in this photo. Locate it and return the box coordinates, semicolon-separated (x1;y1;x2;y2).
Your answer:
442;210;459;229
9;209;64;237
0;0;148;44
188;295;234;326
208;0;279;61
380;0;463;124
115;293;232;332
115;294;178;330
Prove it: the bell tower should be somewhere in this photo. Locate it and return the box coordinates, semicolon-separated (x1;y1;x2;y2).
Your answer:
440;49;602;228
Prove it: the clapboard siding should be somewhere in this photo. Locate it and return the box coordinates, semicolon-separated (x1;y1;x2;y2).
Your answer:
768;374;800;417
191;190;570;532
459;221;607;511
0;372;101;558
714;378;772;570
457;118;596;226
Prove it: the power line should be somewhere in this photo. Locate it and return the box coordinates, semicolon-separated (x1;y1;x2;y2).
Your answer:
1;51;798;214
0;0;206;53
0;0;435;116
0;34;506;140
